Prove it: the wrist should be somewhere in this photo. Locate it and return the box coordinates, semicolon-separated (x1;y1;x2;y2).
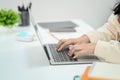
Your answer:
91;43;96;53
78;34;90;43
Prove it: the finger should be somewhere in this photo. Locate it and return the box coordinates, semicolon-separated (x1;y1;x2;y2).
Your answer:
57;40;73;51
58;41;70;51
57;39;66;50
73;51;82;59
73;50;86;59
68;45;82;56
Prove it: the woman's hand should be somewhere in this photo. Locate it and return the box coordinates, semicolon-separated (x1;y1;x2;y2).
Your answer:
57;35;90;51
68;43;96;59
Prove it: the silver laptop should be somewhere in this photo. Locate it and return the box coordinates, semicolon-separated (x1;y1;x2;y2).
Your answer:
29;9;100;65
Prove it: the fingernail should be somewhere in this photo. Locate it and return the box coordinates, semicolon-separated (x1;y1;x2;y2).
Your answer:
69;55;71;56
57;49;60;51
73;56;76;58
57;48;61;51
69;45;72;50
68;53;70;56
68;53;72;56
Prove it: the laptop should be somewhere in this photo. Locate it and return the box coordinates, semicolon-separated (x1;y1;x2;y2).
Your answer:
29;9;100;65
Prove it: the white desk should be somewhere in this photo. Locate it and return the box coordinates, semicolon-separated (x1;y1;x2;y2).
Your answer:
0;20;94;80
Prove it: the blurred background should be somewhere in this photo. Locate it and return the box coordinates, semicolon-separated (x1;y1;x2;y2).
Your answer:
0;0;117;28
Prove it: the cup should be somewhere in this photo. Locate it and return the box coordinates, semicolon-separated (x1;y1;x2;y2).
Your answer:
19;11;30;26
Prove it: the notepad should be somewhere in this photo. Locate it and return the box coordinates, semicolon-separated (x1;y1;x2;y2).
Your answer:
89;62;120;80
80;62;120;80
38;21;78;32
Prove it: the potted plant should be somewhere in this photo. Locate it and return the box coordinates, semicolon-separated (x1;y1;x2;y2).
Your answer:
0;9;19;28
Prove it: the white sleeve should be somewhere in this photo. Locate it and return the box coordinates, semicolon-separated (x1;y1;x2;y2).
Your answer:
94;40;120;64
86;14;119;43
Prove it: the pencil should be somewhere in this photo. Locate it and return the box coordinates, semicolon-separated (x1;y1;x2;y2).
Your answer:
49;32;60;41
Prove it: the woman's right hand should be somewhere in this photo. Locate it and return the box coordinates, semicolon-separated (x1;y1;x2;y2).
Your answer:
57;35;90;51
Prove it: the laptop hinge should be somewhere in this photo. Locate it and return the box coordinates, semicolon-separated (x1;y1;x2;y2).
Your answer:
43;45;50;60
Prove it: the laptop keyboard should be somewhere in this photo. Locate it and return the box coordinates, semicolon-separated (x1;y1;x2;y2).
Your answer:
48;44;77;62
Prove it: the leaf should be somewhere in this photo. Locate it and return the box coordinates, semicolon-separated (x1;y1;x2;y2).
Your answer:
0;9;20;27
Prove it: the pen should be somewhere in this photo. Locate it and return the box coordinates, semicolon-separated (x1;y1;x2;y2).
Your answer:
49;32;60;41
29;2;32;9
26;2;32;11
21;4;25;11
18;6;22;11
18;2;32;12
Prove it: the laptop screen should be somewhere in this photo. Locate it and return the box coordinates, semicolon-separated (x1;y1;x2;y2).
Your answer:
28;9;44;44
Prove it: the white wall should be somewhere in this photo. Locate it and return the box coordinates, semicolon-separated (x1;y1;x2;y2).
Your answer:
0;0;117;28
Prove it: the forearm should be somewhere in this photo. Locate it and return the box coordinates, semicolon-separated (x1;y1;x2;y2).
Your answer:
86;15;117;43
86;27;115;43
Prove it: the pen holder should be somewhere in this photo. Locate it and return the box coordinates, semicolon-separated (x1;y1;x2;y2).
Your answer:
19;11;30;26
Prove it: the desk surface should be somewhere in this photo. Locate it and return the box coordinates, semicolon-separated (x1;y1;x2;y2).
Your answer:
0;20;94;80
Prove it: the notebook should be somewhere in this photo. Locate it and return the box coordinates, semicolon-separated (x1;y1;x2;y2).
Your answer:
88;62;120;80
81;62;120;80
29;9;100;65
38;21;77;32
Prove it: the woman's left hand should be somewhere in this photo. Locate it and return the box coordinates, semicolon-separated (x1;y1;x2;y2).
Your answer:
68;43;96;59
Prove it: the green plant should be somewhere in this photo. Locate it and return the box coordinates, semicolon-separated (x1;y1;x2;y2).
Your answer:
0;9;19;28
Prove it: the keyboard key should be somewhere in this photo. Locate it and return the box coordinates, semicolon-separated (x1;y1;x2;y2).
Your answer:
49;44;78;62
